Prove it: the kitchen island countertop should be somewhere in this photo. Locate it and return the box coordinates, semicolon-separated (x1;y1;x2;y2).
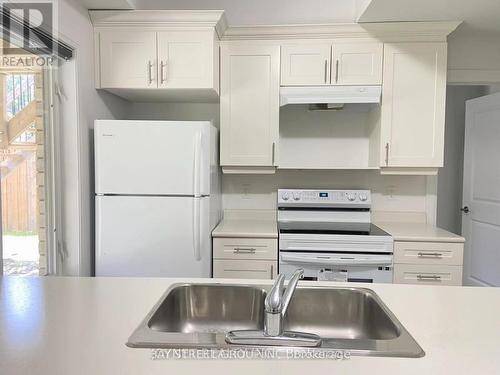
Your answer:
1;276;499;374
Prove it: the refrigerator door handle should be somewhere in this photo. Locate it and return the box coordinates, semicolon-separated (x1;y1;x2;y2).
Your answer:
193;198;201;261
193;131;202;198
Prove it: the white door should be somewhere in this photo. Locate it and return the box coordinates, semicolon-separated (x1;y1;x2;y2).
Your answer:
281;44;331;86
99;30;157;88
220;43;280;166
462;92;500;286
381;43;447;167
94;120;210;195
332;43;383;85
95;196;210;277
157;31;214;89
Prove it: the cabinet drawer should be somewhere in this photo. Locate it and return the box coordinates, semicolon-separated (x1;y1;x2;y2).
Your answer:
213;260;276;280
213;238;277;260
394;264;462;286
394;241;464;265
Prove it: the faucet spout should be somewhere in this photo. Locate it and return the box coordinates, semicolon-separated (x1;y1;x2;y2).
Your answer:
264;268;304;337
281;269;304;317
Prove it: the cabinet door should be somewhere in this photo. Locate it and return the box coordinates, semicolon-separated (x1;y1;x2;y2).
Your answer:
381;43;447;167
99;30;157;88
281;44;331;86
332;43;383;85
213;259;276;279
157;31;214;89
220;43;280;166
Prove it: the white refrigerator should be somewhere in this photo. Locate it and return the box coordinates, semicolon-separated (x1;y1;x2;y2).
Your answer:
94;120;221;277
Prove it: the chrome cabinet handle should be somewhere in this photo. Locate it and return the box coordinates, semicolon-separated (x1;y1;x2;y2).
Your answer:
270;265;274;279
272;142;276;166
160;60;166;84
417;274;441;281
147;60;153;85
234;247;256;254
385;142;390;166
324;59;328;83
335;59;339;83
418;252;443;258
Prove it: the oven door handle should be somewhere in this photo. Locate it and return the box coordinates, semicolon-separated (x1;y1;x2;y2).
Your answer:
280;254;393;266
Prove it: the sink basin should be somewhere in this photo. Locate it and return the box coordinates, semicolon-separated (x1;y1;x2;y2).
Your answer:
148;284;265;333
127;283;424;358
284;288;400;340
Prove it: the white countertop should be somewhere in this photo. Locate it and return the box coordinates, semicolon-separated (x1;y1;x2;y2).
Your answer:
376;222;465;243
212;209;278;238
212;219;278;238
212;210;463;243
1;276;499;374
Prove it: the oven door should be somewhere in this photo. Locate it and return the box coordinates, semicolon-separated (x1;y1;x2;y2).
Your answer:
279;252;393;283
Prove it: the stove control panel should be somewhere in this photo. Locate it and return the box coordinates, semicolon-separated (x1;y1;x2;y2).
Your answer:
278;189;371;207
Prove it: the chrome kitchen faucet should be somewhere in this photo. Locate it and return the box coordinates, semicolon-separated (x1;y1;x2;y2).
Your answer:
225;268;321;347
264;269;304;336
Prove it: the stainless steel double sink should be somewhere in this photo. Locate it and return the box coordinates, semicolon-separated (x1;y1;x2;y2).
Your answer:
127;283;424;358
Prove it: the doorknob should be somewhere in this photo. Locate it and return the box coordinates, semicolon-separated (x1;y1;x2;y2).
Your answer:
460;206;470;214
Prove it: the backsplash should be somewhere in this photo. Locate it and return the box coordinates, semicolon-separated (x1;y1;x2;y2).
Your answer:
222;170;430;214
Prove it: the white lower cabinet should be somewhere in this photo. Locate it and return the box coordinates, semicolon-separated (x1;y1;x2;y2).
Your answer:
393;241;464;286
394;264;463;286
213;237;278;279
213;259;276;280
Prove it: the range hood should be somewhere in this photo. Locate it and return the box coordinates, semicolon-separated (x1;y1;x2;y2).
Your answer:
279;86;382;107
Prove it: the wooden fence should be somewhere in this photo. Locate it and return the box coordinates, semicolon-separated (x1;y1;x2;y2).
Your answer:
1;152;37;233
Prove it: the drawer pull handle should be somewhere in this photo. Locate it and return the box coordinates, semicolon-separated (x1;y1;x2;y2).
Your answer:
417;252;443;258
417;274;441;281
234;247;256;254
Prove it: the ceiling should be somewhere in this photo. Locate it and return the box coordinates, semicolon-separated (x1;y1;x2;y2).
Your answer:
78;0;500;37
359;0;500;35
79;0;368;25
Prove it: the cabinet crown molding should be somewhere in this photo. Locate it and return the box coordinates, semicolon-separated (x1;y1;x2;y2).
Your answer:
89;10;228;38
222;21;461;42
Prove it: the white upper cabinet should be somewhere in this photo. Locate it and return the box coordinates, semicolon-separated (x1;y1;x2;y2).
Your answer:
281;42;383;86
157;31;215;89
220;43;280;170
381;43;447;169
281;44;331;86
99;30;157;89
91;10;224;101
332;43;383;85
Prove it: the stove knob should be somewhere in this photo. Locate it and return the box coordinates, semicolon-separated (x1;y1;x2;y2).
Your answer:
347;193;357;202
359;193;368;202
281;192;289;201
293;192;301;201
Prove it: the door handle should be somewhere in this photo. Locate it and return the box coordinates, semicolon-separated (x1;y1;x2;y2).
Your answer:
385;143;390;166
147;60;153;85
460;206;470;214
324;59;328;83
335;59;339;83
417;274;441;281
417;252;443;258
160;60;166;84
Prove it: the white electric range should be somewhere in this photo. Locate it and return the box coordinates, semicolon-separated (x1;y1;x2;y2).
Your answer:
278;189;394;283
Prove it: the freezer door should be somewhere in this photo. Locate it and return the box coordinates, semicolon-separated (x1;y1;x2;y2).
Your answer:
95;120;210;195
95;196;211;277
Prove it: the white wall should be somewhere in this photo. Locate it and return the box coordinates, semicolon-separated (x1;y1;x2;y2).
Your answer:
57;0;128;276
447;32;500;84
437;85;486;234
